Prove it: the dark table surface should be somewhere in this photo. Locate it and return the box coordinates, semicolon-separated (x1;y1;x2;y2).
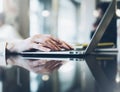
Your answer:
0;50;120;92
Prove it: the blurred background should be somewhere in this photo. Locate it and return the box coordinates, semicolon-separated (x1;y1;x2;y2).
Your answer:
0;0;120;92
0;0;119;44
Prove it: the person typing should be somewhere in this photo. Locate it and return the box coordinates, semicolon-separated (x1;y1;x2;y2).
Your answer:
0;34;73;66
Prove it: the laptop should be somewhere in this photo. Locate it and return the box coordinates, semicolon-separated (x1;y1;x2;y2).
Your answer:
21;0;117;58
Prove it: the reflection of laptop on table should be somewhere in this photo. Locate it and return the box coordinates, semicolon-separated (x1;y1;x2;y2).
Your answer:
21;0;117;58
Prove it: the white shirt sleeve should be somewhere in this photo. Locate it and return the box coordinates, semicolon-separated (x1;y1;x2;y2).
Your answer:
0;42;6;66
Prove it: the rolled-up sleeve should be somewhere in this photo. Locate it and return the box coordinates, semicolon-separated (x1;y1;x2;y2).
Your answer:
0;42;6;66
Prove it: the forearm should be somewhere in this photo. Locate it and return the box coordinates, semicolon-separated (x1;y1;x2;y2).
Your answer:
0;40;21;66
6;40;25;53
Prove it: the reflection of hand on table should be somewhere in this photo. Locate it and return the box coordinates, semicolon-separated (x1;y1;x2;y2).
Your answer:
7;56;64;74
1;34;73;66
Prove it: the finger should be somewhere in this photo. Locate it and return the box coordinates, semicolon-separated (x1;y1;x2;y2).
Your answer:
33;36;57;51
59;41;73;50
62;41;73;49
45;61;58;69
37;66;50;74
31;34;50;45
45;61;61;69
31;43;51;52
48;36;60;43
32;61;46;67
44;61;56;68
54;39;73;50
44;41;60;51
50;63;62;71
48;40;61;50
45;61;62;72
31;34;57;44
32;66;45;73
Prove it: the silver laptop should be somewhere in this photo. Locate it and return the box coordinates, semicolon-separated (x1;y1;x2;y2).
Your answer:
21;0;116;58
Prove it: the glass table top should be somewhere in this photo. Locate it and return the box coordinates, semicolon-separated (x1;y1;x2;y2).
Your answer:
0;51;120;92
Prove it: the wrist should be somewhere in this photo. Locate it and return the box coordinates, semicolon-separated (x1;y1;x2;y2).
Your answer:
6;40;27;53
6;42;16;52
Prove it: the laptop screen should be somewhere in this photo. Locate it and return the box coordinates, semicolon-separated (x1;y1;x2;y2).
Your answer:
85;0;116;54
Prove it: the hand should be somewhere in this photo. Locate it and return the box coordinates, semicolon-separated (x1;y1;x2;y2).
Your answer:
7;56;64;74
6;34;73;52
